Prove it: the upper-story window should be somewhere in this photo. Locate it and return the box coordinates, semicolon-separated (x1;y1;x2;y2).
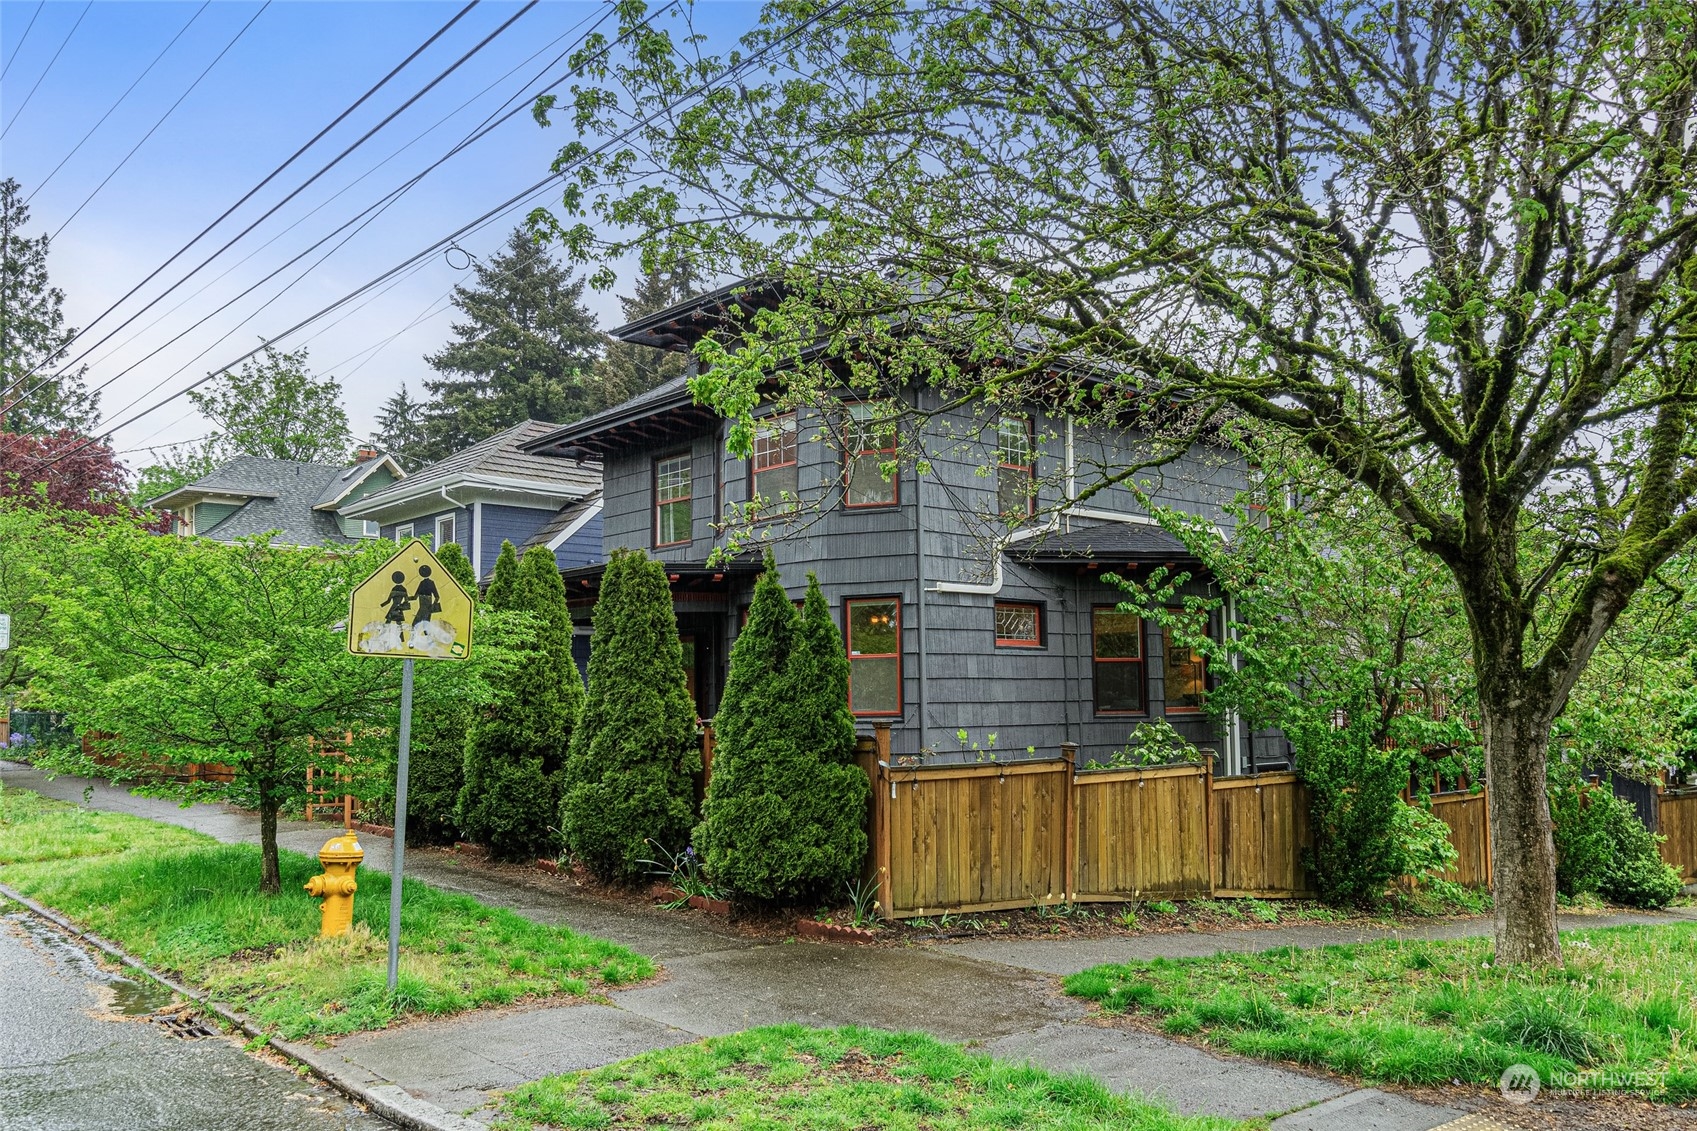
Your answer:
655;453;692;546
844;401;897;507
751;412;798;513
179;504;196;536
997;415;1035;519
1092;607;1145;714
435;513;456;549
397;522;414;544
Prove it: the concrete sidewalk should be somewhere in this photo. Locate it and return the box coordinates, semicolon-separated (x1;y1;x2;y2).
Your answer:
13;761;1675;1130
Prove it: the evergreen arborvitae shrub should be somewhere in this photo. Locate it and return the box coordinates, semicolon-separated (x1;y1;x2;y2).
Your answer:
696;566;870;903
403;542;479;845
1294;715;1413;907
561;549;699;881
483;539;519;608
458;543;584;861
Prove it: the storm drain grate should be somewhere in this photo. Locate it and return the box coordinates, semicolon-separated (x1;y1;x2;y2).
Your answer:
151;1011;220;1040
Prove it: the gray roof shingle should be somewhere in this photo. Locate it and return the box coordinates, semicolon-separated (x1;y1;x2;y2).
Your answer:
1010;521;1195;564
351;420;599;510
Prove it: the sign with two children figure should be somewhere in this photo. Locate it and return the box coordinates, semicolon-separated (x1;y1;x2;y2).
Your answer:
345;538;474;990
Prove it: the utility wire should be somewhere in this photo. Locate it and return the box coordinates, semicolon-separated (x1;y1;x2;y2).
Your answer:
9;0;542;416
38;0;864;470
26;2;210;204
0;0;477;401
1;1;44;81
78;2;615;378
1;0;92;139
46;1;266;240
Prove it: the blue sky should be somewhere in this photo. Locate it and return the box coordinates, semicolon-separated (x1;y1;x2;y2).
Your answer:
0;0;757;466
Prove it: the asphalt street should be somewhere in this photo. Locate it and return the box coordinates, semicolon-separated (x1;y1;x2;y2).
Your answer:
0;909;393;1131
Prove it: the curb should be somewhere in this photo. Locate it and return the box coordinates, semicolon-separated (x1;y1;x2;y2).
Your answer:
0;881;485;1131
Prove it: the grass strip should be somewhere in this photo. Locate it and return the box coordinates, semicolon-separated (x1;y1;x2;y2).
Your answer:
495;1024;1247;1131
1064;925;1697;1099
0;787;653;1039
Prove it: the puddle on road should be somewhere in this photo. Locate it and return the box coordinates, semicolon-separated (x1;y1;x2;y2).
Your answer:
5;911;179;1017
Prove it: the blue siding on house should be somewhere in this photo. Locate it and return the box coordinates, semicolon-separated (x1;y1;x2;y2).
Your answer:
553;512;603;569
479;503;557;574
380;506;469;550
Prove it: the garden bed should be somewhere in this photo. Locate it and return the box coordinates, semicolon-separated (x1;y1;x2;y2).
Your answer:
494;1024;1244;1131
0;789;654;1039
1064;923;1697;1100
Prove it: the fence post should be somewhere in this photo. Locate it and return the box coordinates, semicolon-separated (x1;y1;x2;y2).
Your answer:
874;723;893;918
1204;751;1218;897
1060;742;1078;902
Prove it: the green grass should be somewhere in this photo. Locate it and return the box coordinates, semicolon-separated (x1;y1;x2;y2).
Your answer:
0;788;654;1039
495;1025;1247;1131
1064;924;1697;1099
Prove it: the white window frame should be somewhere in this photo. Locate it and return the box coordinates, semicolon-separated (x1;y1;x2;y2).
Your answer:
396;523;414;544
435;513;455;549
179;504;196;536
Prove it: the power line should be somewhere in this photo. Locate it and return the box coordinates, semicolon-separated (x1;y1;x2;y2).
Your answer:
34;0;866;471
0;0;478;402
26;2;210;204
1;0;92;139
8;0;540;415
44;1;266;241
78;2;615;379
1;1;45;81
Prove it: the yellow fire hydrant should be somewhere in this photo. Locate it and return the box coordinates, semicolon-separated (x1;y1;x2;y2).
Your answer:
303;833;363;938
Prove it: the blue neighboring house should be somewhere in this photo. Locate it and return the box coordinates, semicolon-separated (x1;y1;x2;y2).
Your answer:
338;420;603;585
149;450;405;545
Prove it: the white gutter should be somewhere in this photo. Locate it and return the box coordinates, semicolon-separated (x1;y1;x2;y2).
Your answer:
341;473;595;518
545;497;603;551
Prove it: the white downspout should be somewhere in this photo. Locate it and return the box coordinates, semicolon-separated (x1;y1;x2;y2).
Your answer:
472;500;485;580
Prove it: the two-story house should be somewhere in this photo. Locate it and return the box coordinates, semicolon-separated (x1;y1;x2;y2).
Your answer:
149;451;404;545
338;420;603;584
523;284;1287;772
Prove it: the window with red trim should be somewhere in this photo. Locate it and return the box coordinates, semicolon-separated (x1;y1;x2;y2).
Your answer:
751;412;798;513
655;453;692;546
994;601;1042;647
997;415;1034;519
844;401;897;507
846;597;900;715
1164;622;1208;711
1092;607;1145;714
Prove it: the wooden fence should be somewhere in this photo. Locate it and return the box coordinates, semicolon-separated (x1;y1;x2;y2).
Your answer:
1429;790;1491;888
862;726;1324;918
1659;792;1697;881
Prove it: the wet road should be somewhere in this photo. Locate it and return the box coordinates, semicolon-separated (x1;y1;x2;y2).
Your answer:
0;910;394;1131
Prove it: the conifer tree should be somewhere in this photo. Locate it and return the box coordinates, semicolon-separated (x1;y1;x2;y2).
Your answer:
0;178;97;433
483;539;519;607
404;542;478;843
586;259;699;412
696;563;869;902
561;549;698;881
370;383;429;471
457;543;584;860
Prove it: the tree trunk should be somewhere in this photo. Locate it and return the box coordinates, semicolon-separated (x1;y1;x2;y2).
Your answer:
1480;694;1561;965
257;773;281;896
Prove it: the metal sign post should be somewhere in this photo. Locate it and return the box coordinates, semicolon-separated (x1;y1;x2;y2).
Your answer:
346;540;472;995
388;657;413;991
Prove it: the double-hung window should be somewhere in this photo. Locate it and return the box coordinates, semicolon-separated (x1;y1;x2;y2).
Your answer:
1164;622;1208;711
845;598;901;715
994;601;1042;647
751;412;798;513
1092;607;1146;714
844;401;897;507
435;513;456;549
997;415;1035;519
396;522;414;544
655;453;692;546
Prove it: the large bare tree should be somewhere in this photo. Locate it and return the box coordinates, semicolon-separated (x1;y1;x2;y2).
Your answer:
542;0;1697;963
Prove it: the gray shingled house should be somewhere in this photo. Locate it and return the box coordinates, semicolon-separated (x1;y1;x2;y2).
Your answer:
524;284;1288;772
338;420;602;584
148;452;404;545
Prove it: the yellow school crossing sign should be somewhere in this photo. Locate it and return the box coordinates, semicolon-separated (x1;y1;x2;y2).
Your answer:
347;539;473;660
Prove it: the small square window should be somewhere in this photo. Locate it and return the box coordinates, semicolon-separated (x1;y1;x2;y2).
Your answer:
994;602;1041;647
396;523;414;544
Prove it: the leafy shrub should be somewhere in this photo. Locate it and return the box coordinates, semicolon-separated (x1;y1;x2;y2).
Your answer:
458;543;584;862
695;566;870;903
1550;766;1683;909
560;549;699;882
1294;721;1415;906
1098;719;1204;769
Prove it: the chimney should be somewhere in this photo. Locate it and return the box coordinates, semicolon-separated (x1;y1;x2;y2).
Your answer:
355;447;380;462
